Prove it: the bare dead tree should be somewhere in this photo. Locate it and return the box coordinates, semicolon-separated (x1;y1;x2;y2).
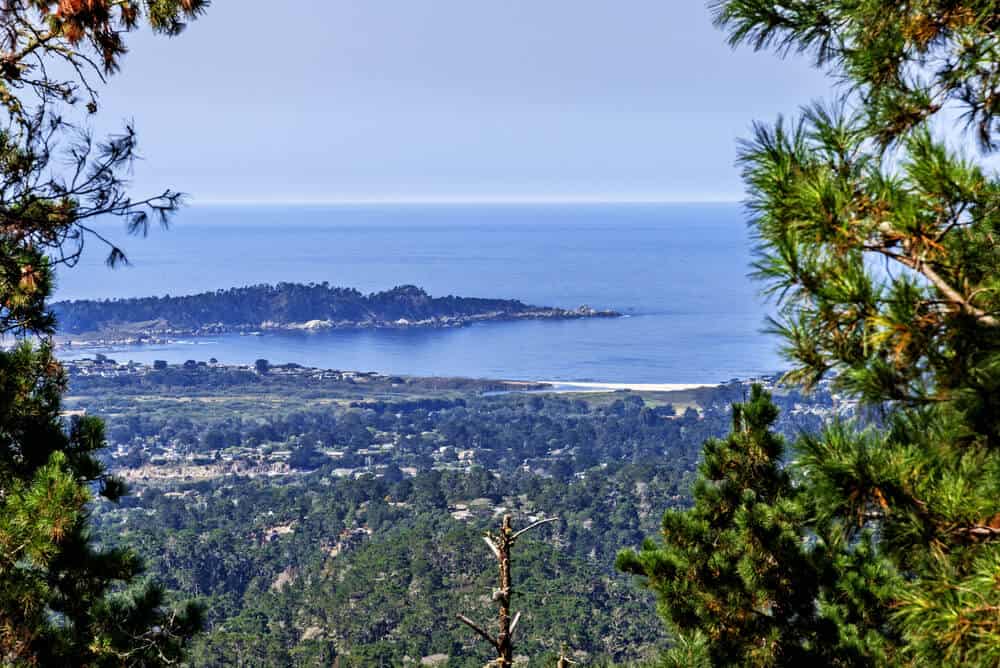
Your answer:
556;643;577;668
456;514;558;668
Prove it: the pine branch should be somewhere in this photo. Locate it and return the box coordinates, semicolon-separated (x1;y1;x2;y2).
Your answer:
899;254;997;326
869;227;998;327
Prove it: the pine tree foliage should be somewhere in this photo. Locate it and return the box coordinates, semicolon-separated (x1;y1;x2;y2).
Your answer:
0;1;207;664
618;387;896;666
624;2;1000;666
0;342;203;664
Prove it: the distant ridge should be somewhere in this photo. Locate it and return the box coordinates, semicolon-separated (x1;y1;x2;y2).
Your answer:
52;283;618;338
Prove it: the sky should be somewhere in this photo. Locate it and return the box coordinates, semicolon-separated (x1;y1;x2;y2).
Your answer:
94;1;834;204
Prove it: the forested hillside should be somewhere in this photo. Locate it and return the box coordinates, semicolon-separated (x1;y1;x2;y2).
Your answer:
69;364;849;665
53;283;614;334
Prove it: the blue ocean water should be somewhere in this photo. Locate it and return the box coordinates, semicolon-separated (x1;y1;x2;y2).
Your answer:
55;202;784;383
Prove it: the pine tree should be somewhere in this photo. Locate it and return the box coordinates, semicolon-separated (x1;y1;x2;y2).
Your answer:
0;2;207;664
624;2;1000;666
618;386;896;666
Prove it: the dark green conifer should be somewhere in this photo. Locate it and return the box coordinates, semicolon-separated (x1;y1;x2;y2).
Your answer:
618;386;893;666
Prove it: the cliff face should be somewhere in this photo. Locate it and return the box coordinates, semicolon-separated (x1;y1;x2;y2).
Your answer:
52;283;617;335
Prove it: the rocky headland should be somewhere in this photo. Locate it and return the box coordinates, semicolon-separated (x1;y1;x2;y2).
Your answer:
53;283;619;344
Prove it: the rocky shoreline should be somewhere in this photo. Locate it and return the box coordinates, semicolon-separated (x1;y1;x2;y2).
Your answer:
58;304;619;347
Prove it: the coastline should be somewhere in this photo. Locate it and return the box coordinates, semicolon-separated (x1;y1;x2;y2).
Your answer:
60;356;726;396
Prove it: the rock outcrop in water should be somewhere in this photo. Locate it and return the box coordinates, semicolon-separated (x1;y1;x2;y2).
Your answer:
52;283;618;339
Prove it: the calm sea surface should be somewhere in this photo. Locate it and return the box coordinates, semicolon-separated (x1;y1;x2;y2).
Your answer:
54;203;784;383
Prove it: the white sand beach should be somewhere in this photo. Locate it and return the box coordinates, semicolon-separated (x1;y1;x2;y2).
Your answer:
539;381;718;393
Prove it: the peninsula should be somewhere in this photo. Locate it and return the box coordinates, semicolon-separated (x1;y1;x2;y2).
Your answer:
52;283;619;341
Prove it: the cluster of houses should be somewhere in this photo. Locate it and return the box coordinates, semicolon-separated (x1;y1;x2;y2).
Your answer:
64;355;387;383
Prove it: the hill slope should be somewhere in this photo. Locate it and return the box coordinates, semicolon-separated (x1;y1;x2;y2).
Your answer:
53;283;616;335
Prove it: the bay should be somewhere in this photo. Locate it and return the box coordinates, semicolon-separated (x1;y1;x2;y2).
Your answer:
55;202;783;383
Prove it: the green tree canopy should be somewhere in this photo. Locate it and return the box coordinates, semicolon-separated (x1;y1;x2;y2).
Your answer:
618;387;898;666
617;387;826;665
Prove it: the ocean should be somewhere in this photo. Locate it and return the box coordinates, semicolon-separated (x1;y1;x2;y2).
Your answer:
55;202;784;384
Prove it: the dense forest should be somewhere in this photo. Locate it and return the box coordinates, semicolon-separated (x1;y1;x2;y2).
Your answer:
53;283;615;335
66;364;847;665
99;464;675;665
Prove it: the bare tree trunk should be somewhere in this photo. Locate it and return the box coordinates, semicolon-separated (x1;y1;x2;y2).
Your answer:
457;514;557;667
556;643;577;668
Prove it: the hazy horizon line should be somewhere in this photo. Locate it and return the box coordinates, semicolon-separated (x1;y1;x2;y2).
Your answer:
188;196;744;207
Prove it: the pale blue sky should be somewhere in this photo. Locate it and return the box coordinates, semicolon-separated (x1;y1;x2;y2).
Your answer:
95;1;832;203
